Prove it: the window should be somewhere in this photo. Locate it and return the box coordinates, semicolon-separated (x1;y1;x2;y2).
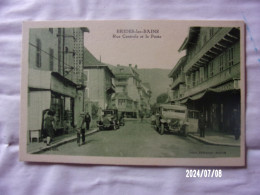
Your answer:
36;39;41;67
203;35;207;46
210;28;214;38
204;64;208;80
219;54;224;71
118;99;125;106
192;73;195;87
200;67;204;83
49;48;54;71
228;47;234;67
49;28;53;34
209;62;213;77
195;71;199;85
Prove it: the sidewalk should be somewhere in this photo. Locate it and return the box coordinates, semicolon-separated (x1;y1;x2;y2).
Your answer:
188;131;240;147
27;128;99;154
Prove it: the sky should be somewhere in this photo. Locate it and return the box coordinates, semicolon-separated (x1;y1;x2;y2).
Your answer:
84;21;188;70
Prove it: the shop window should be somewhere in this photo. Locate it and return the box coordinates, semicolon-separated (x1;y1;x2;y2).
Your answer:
36;39;41;68
49;48;54;71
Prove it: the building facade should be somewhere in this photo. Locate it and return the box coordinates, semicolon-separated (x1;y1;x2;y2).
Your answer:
169;27;241;134
28;27;88;141
112;64;143;118
83;65;115;111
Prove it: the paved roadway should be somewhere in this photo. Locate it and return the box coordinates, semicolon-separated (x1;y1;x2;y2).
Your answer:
43;119;240;158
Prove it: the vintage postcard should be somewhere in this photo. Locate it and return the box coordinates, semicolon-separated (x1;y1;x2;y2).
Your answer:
20;20;245;166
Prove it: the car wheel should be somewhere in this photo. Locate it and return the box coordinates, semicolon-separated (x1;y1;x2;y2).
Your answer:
160;124;164;135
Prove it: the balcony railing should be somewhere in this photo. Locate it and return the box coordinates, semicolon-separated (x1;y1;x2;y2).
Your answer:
115;81;128;86
170;73;185;89
183;63;240;98
184;28;234;73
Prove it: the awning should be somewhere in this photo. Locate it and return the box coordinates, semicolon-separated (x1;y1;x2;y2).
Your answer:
189;91;206;100
208;79;240;93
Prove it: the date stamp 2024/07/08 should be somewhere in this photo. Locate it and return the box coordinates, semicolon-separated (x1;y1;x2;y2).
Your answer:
186;169;222;178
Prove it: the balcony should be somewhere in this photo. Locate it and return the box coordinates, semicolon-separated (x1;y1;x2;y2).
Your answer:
115;81;128;86
184;28;240;73
170;73;185;89
183;63;240;98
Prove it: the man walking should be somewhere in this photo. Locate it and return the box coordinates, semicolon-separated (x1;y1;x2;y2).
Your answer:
85;112;91;130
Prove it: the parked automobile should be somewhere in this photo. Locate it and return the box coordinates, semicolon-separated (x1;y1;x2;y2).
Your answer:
154;104;199;136
97;109;119;130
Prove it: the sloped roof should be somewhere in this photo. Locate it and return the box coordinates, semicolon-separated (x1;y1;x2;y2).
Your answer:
83;47;104;67
111;65;141;81
178;27;200;52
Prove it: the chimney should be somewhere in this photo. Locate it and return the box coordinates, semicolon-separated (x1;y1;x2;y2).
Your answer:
135;64;138;69
129;64;132;67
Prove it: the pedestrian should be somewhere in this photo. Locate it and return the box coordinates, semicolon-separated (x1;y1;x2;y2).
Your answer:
139;111;144;122
198;113;206;137
85;112;91;130
44;110;56;146
76;112;86;146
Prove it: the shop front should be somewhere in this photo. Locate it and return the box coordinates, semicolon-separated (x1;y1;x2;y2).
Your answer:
28;70;77;142
183;79;241;134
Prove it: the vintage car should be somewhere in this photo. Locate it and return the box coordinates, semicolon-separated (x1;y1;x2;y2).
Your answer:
97;109;120;130
154;104;199;136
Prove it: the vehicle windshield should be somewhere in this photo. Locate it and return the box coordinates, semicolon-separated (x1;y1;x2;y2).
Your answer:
163;108;185;113
161;108;186;119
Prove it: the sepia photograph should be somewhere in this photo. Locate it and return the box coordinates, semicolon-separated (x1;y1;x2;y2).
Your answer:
20;20;245;166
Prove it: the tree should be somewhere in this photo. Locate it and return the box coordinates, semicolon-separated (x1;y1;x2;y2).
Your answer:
156;92;169;104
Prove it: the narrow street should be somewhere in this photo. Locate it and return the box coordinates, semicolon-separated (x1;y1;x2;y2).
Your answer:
43;119;240;158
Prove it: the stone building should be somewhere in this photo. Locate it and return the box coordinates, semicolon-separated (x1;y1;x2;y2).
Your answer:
169;27;241;133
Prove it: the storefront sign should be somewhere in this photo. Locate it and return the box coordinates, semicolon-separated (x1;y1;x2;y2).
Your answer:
51;76;76;97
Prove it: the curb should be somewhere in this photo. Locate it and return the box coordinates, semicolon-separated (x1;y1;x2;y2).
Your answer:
31;129;99;154
188;134;240;147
